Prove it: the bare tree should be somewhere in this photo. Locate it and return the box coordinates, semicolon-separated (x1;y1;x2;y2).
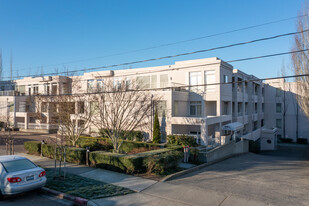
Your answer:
292;5;309;119
92;79;156;153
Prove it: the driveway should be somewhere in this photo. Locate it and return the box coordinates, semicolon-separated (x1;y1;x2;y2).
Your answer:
91;144;309;206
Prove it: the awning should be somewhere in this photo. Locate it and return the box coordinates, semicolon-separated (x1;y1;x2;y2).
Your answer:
222;122;244;131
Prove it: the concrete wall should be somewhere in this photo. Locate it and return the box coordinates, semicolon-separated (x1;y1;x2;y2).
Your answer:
199;140;249;163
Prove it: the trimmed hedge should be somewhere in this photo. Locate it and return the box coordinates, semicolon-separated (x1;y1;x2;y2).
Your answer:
89;148;178;173
99;129;144;141
24;141;182;174
167;135;198;147
24;141;41;155
24;142;86;165
41;144;86;164
77;136;161;153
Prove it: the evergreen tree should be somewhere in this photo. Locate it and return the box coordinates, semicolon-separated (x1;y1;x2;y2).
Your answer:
152;110;161;143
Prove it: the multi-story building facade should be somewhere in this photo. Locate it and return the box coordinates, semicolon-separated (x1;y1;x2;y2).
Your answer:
0;57;307;145
264;79;309;142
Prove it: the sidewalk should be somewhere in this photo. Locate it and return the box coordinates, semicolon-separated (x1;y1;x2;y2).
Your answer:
0;149;157;192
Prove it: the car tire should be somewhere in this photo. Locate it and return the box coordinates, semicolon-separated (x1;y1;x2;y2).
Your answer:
0;191;3;201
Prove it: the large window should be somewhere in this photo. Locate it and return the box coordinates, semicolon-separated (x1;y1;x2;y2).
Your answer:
276;88;282;97
156;101;167;116
87;80;95;93
160;74;168;88
205;70;215;92
97;79;104;92
151;75;157;89
137;76;150;89
189;72;202;92
276;119;282;128
190;101;202;116
276;103;282;113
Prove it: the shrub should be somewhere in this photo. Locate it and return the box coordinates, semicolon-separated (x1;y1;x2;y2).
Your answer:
99;129;144;141
143;150;183;175
167;135;198;147
297;138;308;144
41;144;86;164
77;136;161;153
24;141;41;155
89;148;176;173
280;138;293;143
152;111;161;143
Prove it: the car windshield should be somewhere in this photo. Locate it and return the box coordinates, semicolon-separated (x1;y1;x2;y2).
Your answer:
2;159;37;173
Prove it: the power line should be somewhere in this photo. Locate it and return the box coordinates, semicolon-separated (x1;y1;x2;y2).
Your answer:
3;48;309;90
10;14;307;72
3;30;309;80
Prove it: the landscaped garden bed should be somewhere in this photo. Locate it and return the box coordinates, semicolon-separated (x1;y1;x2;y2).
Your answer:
24;138;183;175
44;168;134;199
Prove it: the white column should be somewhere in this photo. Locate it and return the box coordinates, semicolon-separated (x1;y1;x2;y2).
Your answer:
200;120;208;145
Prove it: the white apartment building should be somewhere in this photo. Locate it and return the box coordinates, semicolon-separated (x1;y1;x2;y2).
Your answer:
264;79;309;142
0;57;308;146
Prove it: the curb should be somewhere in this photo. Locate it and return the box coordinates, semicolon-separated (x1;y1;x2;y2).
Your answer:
161;152;248;182
41;187;89;206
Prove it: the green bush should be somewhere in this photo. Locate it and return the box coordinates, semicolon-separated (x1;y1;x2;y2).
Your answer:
167;135;198;147
77;136;161;153
89;148;176;173
143;150;183;175
297;138;308;144
41;144;86;164
152;111;161;143
99;129;144;141
24;141;41;155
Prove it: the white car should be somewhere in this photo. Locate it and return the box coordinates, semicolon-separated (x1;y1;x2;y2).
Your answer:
0;156;46;198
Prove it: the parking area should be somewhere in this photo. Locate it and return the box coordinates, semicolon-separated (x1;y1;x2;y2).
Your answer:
164;144;309;206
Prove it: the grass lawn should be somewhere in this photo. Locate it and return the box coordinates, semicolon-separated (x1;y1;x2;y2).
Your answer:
44;168;134;200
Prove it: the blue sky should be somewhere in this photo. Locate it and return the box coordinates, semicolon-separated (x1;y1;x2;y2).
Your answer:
0;0;305;80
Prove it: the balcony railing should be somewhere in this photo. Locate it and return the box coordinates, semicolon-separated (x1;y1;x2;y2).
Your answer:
0;91;14;96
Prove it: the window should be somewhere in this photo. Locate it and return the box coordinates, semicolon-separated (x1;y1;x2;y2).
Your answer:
238;102;242;116
137;76;150;89
223;75;228;83
262;103;264;113
173;101;179;116
151;75;157;89
189;72;202;92
77;102;85;114
2;159;37;173
41;102;47;113
156;101;167;116
255;103;258;113
16;85;26;95
205;70;215;92
190;101;202;116
125;78;131;90
33;85;39;95
113;77;123;90
253;121;258;130
90;101;99;113
276;103;282;113
223;101;229;115
97;79;104;92
276;88;282;97
87;80;95;93
276;119;282;128
261;119;264;127
160;74;168;88
44;84;50;95
51;83;57;95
